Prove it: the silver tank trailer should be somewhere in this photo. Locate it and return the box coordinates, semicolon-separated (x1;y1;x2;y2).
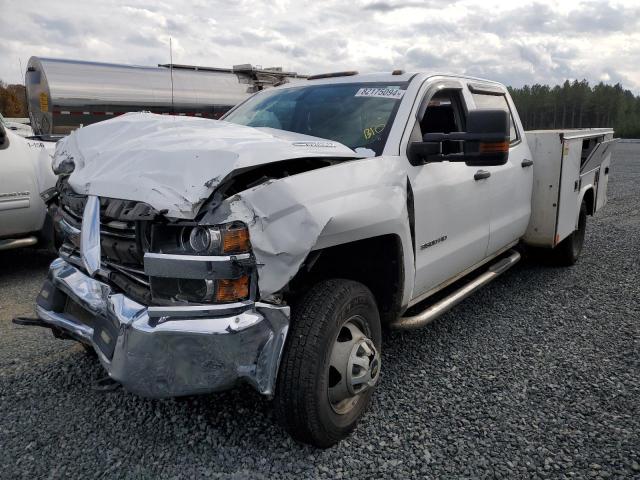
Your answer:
26;57;304;136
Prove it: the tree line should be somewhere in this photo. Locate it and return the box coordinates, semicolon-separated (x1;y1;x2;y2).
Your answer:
2;77;640;137
508;80;640;138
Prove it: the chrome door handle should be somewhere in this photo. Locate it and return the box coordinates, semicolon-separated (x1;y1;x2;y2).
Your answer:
474;170;491;181
521;159;534;168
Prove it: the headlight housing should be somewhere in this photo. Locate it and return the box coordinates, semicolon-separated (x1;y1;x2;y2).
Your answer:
148;221;254;305
152;222;251;256
151;276;250;304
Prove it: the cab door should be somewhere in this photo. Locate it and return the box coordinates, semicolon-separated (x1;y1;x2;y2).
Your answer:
468;84;533;255
404;82;491;297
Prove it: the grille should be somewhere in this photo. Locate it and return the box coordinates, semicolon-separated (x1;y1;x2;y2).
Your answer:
59;192;153;304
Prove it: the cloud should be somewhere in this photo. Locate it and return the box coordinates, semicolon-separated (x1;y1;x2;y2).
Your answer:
568;1;640;33
363;1;439;12
0;0;638;93
125;33;165;48
405;47;449;69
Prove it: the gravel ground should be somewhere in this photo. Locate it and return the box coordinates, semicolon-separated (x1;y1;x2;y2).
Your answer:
1;144;638;479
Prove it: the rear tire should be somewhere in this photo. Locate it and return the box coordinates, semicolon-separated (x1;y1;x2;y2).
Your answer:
551;201;587;266
275;279;381;448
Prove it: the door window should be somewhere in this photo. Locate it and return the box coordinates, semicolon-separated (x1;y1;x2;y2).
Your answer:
471;93;519;143
419;90;466;154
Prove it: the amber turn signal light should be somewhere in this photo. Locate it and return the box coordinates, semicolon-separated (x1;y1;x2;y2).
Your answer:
479;141;509;153
215;276;250;302
222;226;251;254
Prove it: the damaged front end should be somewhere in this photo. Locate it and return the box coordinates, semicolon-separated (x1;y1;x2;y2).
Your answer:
32;113;370;398
38;177;289;397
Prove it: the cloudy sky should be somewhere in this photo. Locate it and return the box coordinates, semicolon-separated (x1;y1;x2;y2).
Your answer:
1;0;639;91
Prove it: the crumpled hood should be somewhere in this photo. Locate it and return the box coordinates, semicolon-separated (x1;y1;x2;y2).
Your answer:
54;112;361;218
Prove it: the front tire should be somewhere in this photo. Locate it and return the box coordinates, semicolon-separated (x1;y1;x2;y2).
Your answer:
275;279;381;448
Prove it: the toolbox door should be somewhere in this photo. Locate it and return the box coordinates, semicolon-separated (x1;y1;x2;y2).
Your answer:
581;139;617;212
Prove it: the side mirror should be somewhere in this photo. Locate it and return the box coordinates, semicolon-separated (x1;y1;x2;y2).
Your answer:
408;109;510;167
407;140;441;165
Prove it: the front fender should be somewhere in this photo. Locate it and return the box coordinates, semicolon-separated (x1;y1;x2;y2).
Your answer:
203;156;414;304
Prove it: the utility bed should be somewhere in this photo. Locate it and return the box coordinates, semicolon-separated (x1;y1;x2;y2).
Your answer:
524;129;616;247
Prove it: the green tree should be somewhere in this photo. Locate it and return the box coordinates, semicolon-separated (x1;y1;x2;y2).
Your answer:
509;79;640;138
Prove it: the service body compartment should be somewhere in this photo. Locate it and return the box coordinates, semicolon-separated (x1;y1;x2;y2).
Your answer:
523;129;615;248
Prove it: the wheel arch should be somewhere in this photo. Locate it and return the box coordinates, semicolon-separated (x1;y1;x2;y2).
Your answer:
580;186;596;216
286;234;405;324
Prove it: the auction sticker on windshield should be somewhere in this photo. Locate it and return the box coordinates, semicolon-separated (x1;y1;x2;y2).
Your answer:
355;87;405;100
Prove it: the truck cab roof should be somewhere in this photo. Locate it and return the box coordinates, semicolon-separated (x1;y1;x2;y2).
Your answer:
299;71;506;88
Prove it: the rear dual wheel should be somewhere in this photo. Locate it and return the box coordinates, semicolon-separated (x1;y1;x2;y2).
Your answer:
550;201;588;266
275;279;381;448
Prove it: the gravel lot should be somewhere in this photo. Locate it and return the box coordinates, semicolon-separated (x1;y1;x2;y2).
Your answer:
1;143;639;479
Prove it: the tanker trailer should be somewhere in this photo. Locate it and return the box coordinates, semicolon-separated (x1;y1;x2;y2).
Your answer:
26;57;304;136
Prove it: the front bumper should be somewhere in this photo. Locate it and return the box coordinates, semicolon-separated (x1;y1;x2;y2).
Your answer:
36;258;289;398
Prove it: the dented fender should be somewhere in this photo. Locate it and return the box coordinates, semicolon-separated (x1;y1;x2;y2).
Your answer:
202;156;415;304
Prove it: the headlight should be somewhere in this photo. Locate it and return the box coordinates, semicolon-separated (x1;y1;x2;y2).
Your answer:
151;275;250;304
182;226;222;254
152;222;251;255
148;221;254;305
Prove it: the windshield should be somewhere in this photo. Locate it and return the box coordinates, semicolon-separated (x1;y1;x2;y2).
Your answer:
223;82;408;155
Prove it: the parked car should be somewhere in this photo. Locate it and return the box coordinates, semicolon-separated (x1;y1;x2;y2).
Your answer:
18;71;616;447
0;121;57;250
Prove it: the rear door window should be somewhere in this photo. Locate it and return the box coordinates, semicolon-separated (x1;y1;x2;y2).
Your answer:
471;92;519;143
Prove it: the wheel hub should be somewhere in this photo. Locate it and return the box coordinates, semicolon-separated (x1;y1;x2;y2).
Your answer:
346;338;380;395
328;317;380;414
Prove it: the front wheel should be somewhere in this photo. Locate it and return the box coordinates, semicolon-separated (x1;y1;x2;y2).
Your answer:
275;279;381;448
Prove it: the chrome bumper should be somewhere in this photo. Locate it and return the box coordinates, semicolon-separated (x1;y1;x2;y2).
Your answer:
36;258;289;398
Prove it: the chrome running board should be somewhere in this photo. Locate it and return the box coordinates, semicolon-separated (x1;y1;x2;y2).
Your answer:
0;236;37;251
391;250;521;330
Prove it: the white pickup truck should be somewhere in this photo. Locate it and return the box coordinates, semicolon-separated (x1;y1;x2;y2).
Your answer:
0;122;57;250
18;71;615;447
